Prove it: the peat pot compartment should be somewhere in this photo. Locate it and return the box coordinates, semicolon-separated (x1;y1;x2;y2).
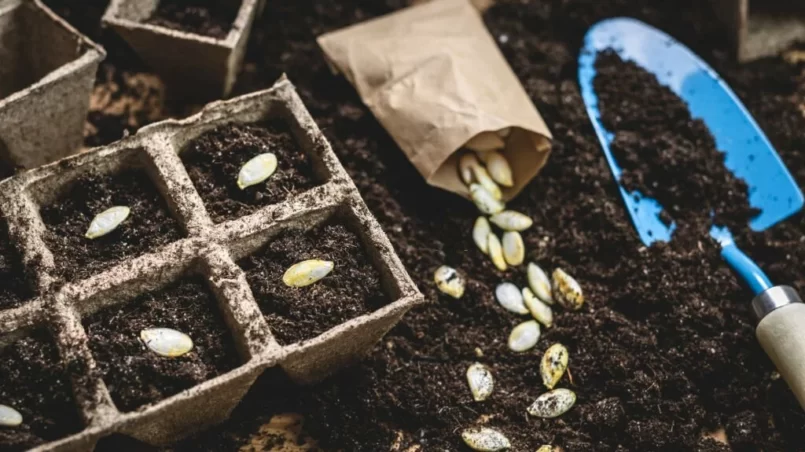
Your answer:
0;214;35;311
144;0;243;40
0;328;84;451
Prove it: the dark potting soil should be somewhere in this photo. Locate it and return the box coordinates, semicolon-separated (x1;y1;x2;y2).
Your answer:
83;276;240;412
0;218;34;310
145;0;241;39
239;221;388;345
181;121;319;224
0;329;83;451
40;167;184;283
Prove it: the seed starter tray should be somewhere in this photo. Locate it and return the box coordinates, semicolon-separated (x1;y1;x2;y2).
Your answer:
0;76;422;451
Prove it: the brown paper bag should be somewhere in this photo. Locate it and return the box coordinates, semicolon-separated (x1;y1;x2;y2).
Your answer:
317;0;552;201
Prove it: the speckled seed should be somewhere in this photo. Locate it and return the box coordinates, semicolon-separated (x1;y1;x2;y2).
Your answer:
472;165;503;200
459;153;481;185
528;263;554;305
495;282;528;315
508;320;540;352
473;217;492;255
85;206;130;239
467;362;495;402
471;184;505;215
140;328;193;357
237;152;278;189
0;404;22;427
490;211;533;232
486;151;514;187
465;131;506;152
487;233;507;272
540;343;569;390
434;265;466;299
552;268;584;310
523;287;553;327
536;446;554;452
502;231;524;266
527;388;576;418
283;260;334;287
461;427;511;451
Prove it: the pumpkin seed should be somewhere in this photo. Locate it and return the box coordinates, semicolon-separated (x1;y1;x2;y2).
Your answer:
434;265;465;299
237;153;278;189
140;328;193;357
473;217;492;255
461;427;511;451
552;268;584;310
470;184;505;215
0;404;22;427
527;388;576;418
495;282;528;315
502;231;524;266
508;320;540;352
459;153;481;185
537;446;554;452
465;131;506;152
487;233;507;272
472;165;503;200
528;263;554;305
467;362;495;401
85;206;130;239
523;287;553;327
486;151;514;187
490;211;533;232
540;343;569;390
283;259;334;287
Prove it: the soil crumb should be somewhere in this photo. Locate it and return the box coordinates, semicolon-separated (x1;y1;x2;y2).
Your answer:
145;0;241;39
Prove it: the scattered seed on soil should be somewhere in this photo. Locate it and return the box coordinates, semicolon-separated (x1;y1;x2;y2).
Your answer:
537;446;554;452
524;287;553;327
0;404;22;427
461;427;511;451
237;152;278;190
508;320;540;352
473;216;492;255
486;151;514;187
502;231;524;266
459;153;481;186
472;165;503;200
471;184;505;214
283;259;335;287
466;362;495;402
434;265;466;299
490;210;533;231
527;388;577;418
487;233;507;272
528;263;554;305
140;328;194;358
495;282;528;315
540;343;569;390
552;268;584;311
465;132;506;152
85;206;130;239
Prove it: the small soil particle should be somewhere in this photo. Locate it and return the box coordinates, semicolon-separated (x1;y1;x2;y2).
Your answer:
83;276;241;412
239;221;388;345
40;166;184;283
0;218;34;310
145;0;242;39
0;330;83;451
181;121;319;224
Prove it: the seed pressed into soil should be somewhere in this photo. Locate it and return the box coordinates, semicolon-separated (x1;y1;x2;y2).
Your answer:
40;167;184;283
145;0;241;39
83;275;240;412
0;329;82;451
181;121;319;224
239;221;388;345
0;217;34;310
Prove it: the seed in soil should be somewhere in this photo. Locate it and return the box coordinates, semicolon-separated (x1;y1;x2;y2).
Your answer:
502;231;524;266
471;183;504;215
485;151;514;187
465;132;506;152
487;233;507;272
527;388;577;418
524;287;553;327
552;268;584;311
466;362;494;402
496;282;528;314
85;206;130;239
528;263;554;305
508;320;540;352
537;446;554;452
434;265;466;299
237;153;278;190
471;164;503;200
490;211;533;231
459;153;481;185
140;328;194;357
473;216;491;255
0;404;22;427
461;427;511;451
283;259;335;287
540;343;569;390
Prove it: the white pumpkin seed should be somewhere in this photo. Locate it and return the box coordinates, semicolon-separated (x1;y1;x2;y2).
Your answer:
523;287;553;327
528;263;554;305
459;153;481;185
434;265;465;299
0;404;22;427
472;165;503;200
508;320;540;352
486;151;514;187
140;328;193;357
527;388;576;418
467;362;494;402
470;184;505;215
487;233;507;272
495;282;528;315
461;427;511;451
490;211;533;232
283;259;334;287
537;446;554;452
465;131;506;152
540;343;569;390
237;153;278;189
502;231;524;266
85;206;130;239
552;268;584;310
473;217;491;255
